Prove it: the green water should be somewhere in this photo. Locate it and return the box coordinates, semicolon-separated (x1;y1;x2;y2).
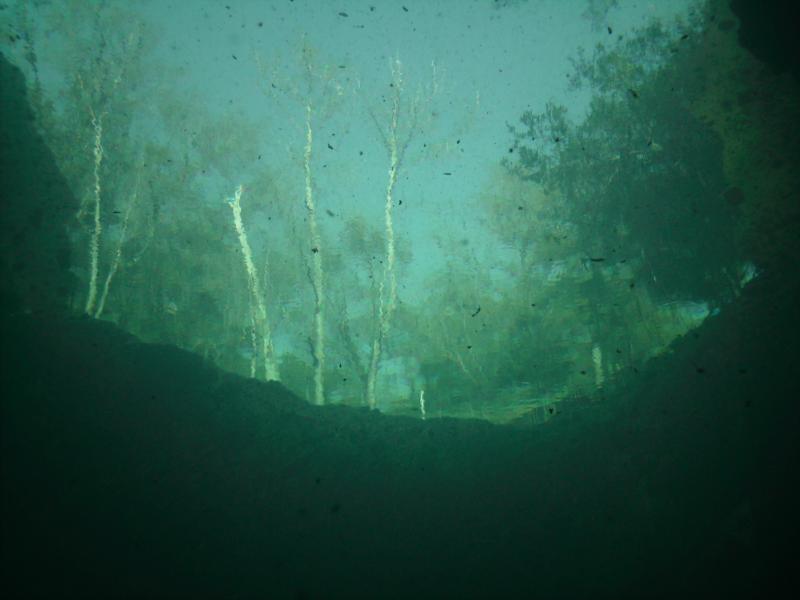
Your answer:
2;0;798;597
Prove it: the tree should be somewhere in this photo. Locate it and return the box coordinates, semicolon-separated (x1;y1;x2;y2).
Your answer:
364;57;442;409
506;15;739;302
254;37;348;404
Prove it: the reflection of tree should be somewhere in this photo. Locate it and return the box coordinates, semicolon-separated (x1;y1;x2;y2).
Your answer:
328;216;384;399
581;0;619;32
506;18;739;301
480;166;577;303
425;12;746;420
255;37;348;405
364;57;440;409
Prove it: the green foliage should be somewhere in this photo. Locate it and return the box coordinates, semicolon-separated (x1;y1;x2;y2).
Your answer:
2;0;741;423
506;16;739;300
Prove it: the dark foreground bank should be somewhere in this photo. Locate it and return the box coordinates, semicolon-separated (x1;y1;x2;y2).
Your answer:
2;264;798;598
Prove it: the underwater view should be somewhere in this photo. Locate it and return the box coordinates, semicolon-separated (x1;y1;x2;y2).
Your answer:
1;0;798;597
